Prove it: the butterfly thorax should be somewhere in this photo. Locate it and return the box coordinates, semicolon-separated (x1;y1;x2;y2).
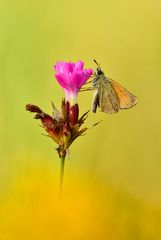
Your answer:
92;68;108;89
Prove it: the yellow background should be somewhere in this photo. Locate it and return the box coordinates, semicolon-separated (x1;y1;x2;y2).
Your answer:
1;0;161;239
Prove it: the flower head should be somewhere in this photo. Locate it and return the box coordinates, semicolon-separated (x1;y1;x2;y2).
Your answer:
54;61;93;103
26;101;89;158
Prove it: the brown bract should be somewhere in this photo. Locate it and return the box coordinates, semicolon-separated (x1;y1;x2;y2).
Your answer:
26;100;89;158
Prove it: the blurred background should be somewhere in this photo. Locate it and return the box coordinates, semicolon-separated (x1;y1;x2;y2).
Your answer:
0;0;161;239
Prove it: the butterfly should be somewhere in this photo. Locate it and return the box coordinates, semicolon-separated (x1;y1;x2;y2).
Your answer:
82;60;137;114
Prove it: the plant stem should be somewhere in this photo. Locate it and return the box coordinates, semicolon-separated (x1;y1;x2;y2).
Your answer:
59;155;66;200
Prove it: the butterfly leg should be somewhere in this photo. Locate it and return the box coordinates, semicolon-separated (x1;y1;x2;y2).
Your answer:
83;80;93;85
79;87;94;92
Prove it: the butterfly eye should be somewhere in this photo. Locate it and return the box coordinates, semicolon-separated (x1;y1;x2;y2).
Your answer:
96;68;103;75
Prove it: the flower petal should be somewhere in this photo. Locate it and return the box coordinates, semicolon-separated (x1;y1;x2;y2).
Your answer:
74;61;84;71
55;73;69;89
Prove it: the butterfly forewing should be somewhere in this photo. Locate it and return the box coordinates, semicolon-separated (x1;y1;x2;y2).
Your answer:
108;78;138;109
98;77;120;113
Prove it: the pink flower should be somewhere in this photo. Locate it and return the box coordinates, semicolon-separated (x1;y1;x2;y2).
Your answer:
54;61;93;103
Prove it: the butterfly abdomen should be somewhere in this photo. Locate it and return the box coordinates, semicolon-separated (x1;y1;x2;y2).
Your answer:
92;90;99;113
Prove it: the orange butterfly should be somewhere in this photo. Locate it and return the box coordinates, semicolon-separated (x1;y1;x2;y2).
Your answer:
90;60;137;113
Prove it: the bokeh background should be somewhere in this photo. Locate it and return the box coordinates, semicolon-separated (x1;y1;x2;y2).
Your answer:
1;0;161;239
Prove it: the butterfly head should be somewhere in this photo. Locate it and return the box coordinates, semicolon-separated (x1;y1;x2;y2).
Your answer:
95;67;104;75
93;59;104;76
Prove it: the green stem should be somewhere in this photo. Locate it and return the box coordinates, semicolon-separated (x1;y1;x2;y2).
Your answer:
59;155;66;200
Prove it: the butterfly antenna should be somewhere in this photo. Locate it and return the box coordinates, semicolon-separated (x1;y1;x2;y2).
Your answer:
93;59;100;67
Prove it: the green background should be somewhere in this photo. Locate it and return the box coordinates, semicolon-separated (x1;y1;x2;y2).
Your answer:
0;0;161;239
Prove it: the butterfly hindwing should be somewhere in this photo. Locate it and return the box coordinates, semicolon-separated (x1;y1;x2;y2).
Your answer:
108;78;138;109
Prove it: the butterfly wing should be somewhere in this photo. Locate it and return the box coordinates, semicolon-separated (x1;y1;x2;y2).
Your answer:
98;77;120;113
108;78;138;109
92;89;100;113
